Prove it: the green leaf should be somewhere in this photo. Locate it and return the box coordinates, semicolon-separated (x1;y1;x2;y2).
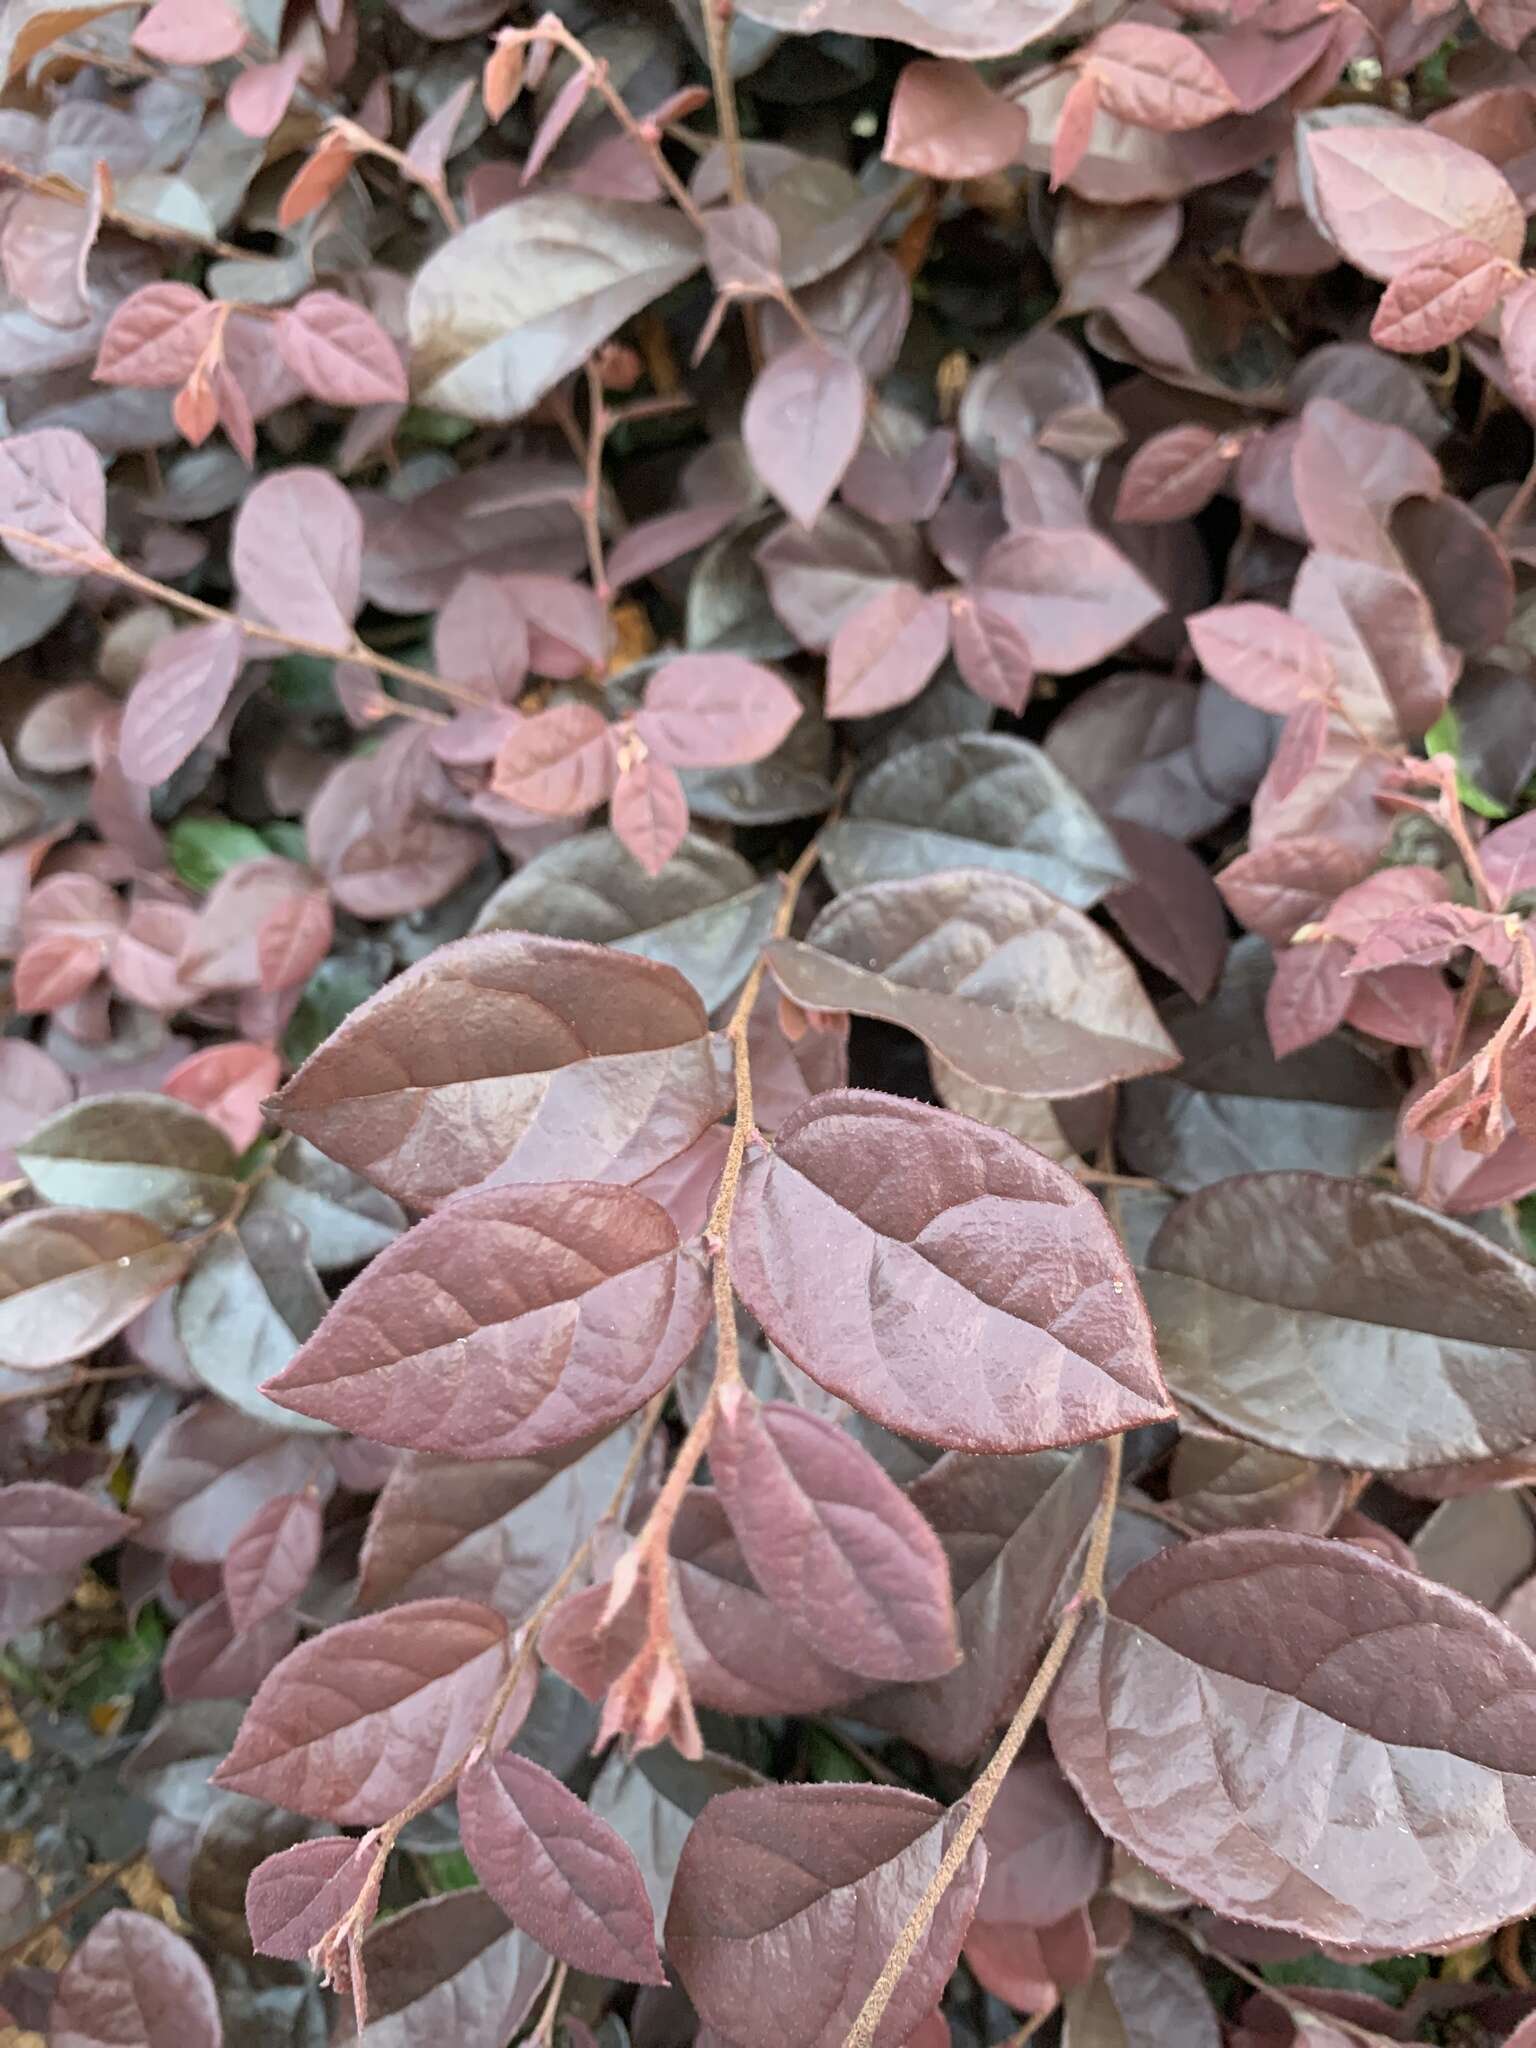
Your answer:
1423;706;1510;821
418;1847;478;1893
170;817;270;892
282;955;389;1067
261;821;308;862
805;1728;870;1783
269;653;338;711
401;406;475;447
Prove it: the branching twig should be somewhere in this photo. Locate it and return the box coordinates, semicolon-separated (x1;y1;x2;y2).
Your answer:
841;1432;1125;2048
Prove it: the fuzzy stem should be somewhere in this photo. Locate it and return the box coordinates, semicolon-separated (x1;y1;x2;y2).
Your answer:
841;1432;1124;2048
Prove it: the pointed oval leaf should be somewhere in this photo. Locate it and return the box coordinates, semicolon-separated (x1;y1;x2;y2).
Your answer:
49;1910;220;2048
1187;602;1335;716
491;704;617;816
277;290;408;406
18;1093;239;1230
0;427;108;577
611;755;690;876
458;1751;665;1982
215;1597;508;1822
131;0;244;61
822;733;1128;910
1302;123;1524;281
1084;23;1238;131
666;1782;986;2048
409;195;702;421
247;1834;375;1961
1105;819;1228;1003
743;341;865;529
1049;1529;1536;1948
1143;1171;1536;1472
1114;423;1236;524
223;1490;323;1633
129;1399;331;1564
729;1090;1170;1452
232;467;363;650
825;583;951;719
883;58;1031;179
270;933;730;1211
970;528;1164;674
766;870;1177;1098
636;654;803;768
348;1890;551;2048
0;1207;187;1369
263;1181;710;1457
94;282;215;387
118;621;244;788
1370;232;1515;353
0;1480;132;1576
711;1390;959;1681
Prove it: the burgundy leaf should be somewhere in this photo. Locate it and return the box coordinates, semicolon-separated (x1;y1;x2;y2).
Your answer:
276;291;408;406
1347;902;1517;979
214;1597;508;1822
347;1889;550;2048
743;342;865;528
1114;424;1238;524
710;1387;959;1681
271;933;729;1210
1049;1529;1536;1948
263;1181;709;1456
1106;819;1228;1002
970;528;1164;673
729;1090;1171;1452
667;1783;986;2048
0;1480;131;1576
491;704;617;816
161;1590;297;1703
458;1751;665;1981
825;583;951;718
636;654;803;767
130;1398;330;1563
118;621;244;787
883;59;1031;178
703;202;784;295
223;1490;323;1633
246;1834;376;1961
1265;937;1354;1057
612;755;689;876
49;1910;219;2048
605;500;741;590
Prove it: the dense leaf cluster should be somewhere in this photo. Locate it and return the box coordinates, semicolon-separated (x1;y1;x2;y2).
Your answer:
6;0;1536;2044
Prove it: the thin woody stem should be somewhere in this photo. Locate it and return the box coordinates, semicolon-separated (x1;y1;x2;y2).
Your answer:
0;158;249;261
581;359;612;602
0;525;498;713
841;1432;1125;2048
529;18;707;232
698;0;763;368
529;1960;570;2044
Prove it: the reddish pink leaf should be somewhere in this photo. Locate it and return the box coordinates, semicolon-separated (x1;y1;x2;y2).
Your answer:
883;59;1031;178
0;428;108;578
605;500;742;590
825;583;951;719
1481;810;1536;908
94;283;215;389
1347;902;1519;980
132;0;245;61
1114;424;1238;524
14;932;103;1011
1303;124;1524;281
491;703;617;816
1265;937;1354;1057
263;1181;710;1456
161;1042;281;1152
636;654;803;767
278;134;357;228
223;1490;323;1633
711;1386;960;1682
1084;24;1238;131
948;589;1035;712
743;342;866;529
1050;71;1100;191
247;1835;376;1962
612;755;689;876
276;291;408;406
50;1911;219;2048
0;1482;131;1577
1348;964;1456;1057
1370;233;1515;354
1187;602;1335;716
1319;864;1450;944
118;620;243;787
256;889;333;993
458;1751;665;1982
214;1598;509;1823
434;571;529;700
506;574;610;678
227;48;304;138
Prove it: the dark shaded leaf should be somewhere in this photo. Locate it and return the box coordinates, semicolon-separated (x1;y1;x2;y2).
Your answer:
19;1093;239;1230
49;1910;220;2048
344;1890;550;2048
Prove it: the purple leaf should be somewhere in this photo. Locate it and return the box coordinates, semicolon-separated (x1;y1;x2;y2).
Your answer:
232;467;363;650
611;755;689;876
0;428;109;578
49;1910;220;2048
743;342;866;529
276;291;408;406
0;1207;188;1369
636;655;803;768
729;1090;1171;1452
214;1597;509;1822
0;1480;131;1576
223;1490;323;1632
710;1387;959;1680
118;621;244;787
458;1750;665;1981
263;1181;710;1457
825;583;951;718
246;1834;376;1961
